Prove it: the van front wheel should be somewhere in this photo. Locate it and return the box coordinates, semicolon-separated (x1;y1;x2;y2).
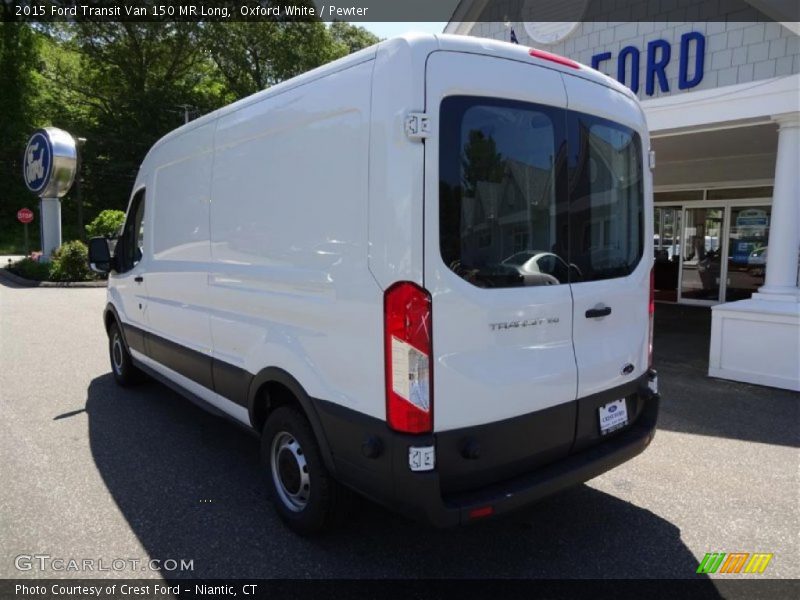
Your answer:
108;322;143;387
262;406;350;535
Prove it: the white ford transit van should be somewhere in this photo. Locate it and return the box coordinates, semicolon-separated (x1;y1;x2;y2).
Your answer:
89;34;660;534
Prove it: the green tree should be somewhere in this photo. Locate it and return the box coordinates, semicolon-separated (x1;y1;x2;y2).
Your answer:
203;21;332;98
329;21;380;54
43;21;228;221
32;28;97;242
85;209;126;238
462;130;506;197
203;21;379;99
0;8;40;252
0;14;380;254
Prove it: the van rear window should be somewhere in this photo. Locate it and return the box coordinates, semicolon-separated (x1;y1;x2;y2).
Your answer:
439;96;643;288
439;97;569;288
567;115;644;281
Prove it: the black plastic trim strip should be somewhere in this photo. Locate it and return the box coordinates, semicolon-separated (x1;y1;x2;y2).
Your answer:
104;304;147;355
121;324;147;355
146;332;214;390
131;355;257;438
121;322;251;408
213;359;252;408
110;319;335;473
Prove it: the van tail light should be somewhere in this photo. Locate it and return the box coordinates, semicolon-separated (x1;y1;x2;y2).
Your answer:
384;282;432;434
648;269;655;368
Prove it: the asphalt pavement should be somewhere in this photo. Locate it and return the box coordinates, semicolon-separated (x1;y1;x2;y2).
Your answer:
0;278;797;585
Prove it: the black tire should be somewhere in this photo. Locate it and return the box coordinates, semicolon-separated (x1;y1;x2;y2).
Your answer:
108;322;143;387
262;406;351;535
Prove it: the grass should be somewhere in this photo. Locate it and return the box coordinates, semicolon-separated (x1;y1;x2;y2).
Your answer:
0;219;82;256
7;257;51;281
0;229;40;256
0;244;26;256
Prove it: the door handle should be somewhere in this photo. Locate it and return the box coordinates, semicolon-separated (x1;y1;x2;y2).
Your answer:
134;276;144;283
585;306;612;319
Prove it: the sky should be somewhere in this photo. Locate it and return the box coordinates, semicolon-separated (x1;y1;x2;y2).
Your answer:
356;22;448;39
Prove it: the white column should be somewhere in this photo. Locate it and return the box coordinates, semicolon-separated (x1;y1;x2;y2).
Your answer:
709;111;800;391
754;112;800;301
39;197;62;260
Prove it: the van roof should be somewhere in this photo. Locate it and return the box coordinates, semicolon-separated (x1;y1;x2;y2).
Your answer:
145;32;634;156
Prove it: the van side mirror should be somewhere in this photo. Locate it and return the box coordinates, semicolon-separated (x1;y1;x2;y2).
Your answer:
88;237;113;273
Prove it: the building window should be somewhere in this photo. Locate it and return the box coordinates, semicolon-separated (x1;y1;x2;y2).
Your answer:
706;186;773;200
512;228;529;253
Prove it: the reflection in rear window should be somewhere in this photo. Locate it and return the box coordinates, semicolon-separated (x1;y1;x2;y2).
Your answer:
568;117;644;281
439;96;643;288
439;97;569;288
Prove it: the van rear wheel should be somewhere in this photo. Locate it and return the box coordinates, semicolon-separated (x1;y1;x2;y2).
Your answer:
108;322;143;387
262;406;350;535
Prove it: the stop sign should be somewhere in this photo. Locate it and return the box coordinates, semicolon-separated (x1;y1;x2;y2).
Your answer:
17;208;34;224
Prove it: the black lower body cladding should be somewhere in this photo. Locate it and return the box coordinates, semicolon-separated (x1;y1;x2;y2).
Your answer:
110;306;659;527
316;373;659;527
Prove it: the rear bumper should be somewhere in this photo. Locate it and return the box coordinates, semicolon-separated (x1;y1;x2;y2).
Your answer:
315;374;659;528
403;391;657;527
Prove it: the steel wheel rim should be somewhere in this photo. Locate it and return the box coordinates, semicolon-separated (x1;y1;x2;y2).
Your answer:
270;431;310;512
111;334;124;375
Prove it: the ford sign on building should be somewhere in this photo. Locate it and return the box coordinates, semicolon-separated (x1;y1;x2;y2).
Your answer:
445;1;799;391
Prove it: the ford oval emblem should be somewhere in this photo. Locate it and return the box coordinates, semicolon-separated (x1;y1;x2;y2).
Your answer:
22;127;77;198
608;405;617;413
621;363;635;375
23;132;52;194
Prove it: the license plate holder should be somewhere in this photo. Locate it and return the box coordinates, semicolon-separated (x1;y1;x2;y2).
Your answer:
599;399;628;435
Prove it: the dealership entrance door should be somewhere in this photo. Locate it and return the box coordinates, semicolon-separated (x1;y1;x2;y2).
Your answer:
654;188;772;305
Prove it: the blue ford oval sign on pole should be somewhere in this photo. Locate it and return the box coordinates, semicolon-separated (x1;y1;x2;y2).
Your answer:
23;132;53;195
23;127;77;259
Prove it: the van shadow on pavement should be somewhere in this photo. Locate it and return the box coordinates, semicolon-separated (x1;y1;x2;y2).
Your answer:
653;303;799;448
83;373;718;583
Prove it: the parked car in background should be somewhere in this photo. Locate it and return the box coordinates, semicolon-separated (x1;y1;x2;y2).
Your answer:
748;246;768;265
502;250;582;285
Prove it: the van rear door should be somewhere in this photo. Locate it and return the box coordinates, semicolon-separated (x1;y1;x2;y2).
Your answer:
424;52;577;450
562;76;652;451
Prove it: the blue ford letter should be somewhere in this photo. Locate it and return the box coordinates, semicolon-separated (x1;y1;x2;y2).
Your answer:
646;39;671;95
679;32;705;89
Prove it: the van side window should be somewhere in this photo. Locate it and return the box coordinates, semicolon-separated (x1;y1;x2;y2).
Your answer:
567;115;643;281
439;96;569;288
117;189;146;272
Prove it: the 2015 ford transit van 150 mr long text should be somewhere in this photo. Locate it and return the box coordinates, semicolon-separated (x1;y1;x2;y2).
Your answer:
88;34;660;534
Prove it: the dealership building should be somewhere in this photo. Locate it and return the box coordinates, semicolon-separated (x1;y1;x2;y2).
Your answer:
445;3;799;390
